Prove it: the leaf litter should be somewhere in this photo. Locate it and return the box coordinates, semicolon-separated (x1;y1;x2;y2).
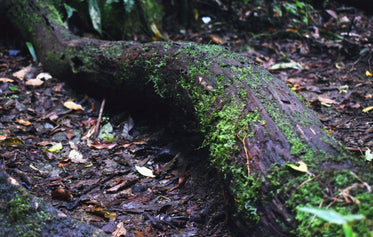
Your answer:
0;53;228;236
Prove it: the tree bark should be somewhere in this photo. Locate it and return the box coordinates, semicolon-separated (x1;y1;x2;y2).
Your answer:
2;0;372;236
0;170;108;236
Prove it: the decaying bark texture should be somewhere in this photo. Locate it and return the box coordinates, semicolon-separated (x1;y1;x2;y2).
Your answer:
0;170;108;236
3;0;372;236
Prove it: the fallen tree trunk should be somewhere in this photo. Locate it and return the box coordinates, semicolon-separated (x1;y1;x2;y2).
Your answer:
3;0;372;236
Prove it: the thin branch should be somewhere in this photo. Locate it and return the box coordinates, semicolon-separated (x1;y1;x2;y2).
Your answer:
93;98;106;140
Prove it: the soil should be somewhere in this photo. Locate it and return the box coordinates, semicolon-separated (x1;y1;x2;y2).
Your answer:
0;1;372;236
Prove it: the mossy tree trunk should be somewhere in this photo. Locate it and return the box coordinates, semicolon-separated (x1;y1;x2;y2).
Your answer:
2;0;372;236
0;170;108;236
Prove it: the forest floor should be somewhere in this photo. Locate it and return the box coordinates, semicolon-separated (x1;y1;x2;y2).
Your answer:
0;1;372;236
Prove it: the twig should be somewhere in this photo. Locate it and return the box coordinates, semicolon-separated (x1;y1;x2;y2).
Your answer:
241;134;250;176
93;98;106;140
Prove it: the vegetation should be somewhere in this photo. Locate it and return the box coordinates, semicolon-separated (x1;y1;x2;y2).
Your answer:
1;0;372;235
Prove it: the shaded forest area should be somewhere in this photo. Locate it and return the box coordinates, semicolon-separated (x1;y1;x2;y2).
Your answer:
0;0;372;236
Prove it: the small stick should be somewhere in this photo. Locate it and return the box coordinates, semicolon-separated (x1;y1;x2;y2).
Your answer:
93;98;106;139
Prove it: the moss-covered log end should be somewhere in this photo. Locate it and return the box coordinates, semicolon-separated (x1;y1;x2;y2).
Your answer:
0;171;108;237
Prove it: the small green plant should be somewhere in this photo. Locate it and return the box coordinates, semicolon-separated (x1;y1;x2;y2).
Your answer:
298;206;366;237
272;0;314;25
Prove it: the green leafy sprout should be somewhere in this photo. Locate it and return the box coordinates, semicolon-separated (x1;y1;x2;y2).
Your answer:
298;206;366;237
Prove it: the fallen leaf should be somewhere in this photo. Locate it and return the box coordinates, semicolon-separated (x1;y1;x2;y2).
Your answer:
38;141;56;146
338;85;349;93
350;103;360;109
36;72;52;80
362;106;373;113
0;77;14;83
121;116;134;139
325;9;338;19
286;28;298;33
135;165;155;178
82;117;97;127
82;125;96;140
106;176;138;193
53;83;63;92
209;34;226;44
318;96;338;104
85;205;106;216
68;149;88;163
118;141;147;148
8;177;20;186
52;187;73;200
365;148;373;162
66;131;76;140
112;222;127;237
88;143;117;149
25;78;44;86
9;85;19;91
99;122;114;142
0;137;26;148
58;159;71;167
170;176;186;191
12;64;34;80
150;22;164;40
104;211;117;220
288;161;308;172
17;119;32;126
68;141;78;149
47;142;63;152
335;63;345;70
269;61;303;70
63;101;84;111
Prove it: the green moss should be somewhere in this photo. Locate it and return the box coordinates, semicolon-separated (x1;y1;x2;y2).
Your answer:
144;53;169;98
172;43;373;235
37;0;66;27
3;194;54;237
173;44;272;222
267;167;373;236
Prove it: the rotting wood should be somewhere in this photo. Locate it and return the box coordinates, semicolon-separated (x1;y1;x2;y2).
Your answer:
2;0;373;236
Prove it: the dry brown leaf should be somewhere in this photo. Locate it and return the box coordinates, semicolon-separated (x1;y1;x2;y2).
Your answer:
68;149;88;163
318;96;338;104
51;187;73;200
0;77;14;83
87;143;117;150
25;78;44;86
17;119;32;126
0;137;26;148
12;64;34;80
112;222;127;237
118;141;147;148
63;101;84;111
68;141;78;150
58;159;71;167
209;34;226;44
53;83;64;92
36;72;52;80
38;141;56;146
